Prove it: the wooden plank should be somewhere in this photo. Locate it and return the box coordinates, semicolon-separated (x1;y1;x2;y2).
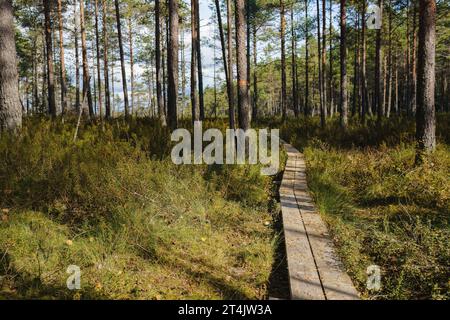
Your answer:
280;142;360;300
280;152;325;300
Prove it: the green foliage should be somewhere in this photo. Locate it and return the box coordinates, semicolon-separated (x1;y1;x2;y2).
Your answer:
0;117;278;299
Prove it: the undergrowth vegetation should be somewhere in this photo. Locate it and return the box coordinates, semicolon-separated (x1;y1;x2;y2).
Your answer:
279;114;450;300
0;117;279;299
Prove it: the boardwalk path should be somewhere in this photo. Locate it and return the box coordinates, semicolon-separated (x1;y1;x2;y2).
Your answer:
280;142;359;300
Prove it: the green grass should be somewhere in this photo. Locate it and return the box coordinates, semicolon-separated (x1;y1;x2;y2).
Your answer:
279;114;450;300
0;117;280;299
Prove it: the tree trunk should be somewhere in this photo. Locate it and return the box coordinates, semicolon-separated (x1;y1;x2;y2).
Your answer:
102;0;111;119
114;0;130;119
44;0;56;117
191;0;199;122
155;0;166;125
411;1;417;114
386;0;393;118
167;0;179;130
129;17;134;116
80;0;94;117
253;23;259;120
316;0;324;126
215;0;234;126
339;0;348;128
194;0;205;120
416;0;436;160
227;0;235;128
375;0;384;123
322;0;327;119
329;0;334;117
361;1;367;123
56;0;67;115
235;0;250;130
280;0;287;121
0;0;22;131
74;1;81;112
94;0;103;119
304;0;310;116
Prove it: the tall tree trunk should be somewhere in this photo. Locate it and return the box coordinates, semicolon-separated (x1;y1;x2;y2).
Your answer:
215;0;233;125
253;23;259;120
316;0;325;126
304;0;310;116
352;12;360;117
386;0;393;118
155;0;165;124
375;0;384;123
322;0;327;119
57;0;67;115
114;0;130;119
74;1;81;112
411;1;417;114
227;0;235;128
44;0;56;117
406;0;411;115
80;0;94;117
329;0;334;117
361;1;367;123
235;0;250;130
416;0;436;160
339;0;348;128
291;6;298;117
129;17;134;116
94;0;103;119
280;0;287;121
0;0;22;131
102;0;111;119
167;0;179;130
194;0;205;120
191;0;199;122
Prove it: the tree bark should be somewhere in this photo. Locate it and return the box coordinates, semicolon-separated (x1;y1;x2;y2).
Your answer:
74;1;81;112
290;5;298;118
227;0;235;128
94;0;103;119
253;23;259;120
235;0;250;130
316;0;324;126
416;0;436;160
375;0;384;123
280;0;287;121
0;0;22;131
167;0;179;130
304;0;310;116
215;0;234;126
361;1;368;123
114;0;130;119
339;0;348;128
102;0;111;119
191;0;199;122
129;17;134;116
155;0;166;124
194;0;205;120
57;0;67;115
44;0;56;117
80;0;94;117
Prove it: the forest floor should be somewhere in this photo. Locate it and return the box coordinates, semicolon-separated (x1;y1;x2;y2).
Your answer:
276;114;450;300
0;118;285;299
0;115;448;300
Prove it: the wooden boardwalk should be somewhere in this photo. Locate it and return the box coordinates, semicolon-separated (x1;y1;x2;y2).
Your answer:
280;142;359;300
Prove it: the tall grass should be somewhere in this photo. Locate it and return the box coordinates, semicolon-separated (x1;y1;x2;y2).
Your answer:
0;117;279;299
